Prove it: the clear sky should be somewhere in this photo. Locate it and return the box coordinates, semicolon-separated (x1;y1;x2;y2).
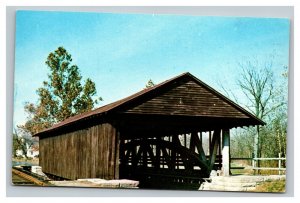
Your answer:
14;10;290;126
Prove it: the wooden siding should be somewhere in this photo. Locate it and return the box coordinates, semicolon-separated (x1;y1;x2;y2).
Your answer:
39;123;119;180
126;79;248;118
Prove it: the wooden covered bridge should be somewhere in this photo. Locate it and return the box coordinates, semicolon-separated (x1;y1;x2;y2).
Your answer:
34;72;264;188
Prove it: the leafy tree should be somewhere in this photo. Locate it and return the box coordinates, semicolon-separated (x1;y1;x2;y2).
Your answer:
19;47;102;135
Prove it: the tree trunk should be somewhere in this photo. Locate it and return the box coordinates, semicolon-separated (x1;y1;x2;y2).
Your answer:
254;126;260;174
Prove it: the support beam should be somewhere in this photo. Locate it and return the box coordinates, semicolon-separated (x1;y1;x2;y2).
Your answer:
218;132;222;169
114;130;120;179
209;129;221;169
132;144;142;167
142;141;148;168
222;129;231;177
172;135;179;169
173;135;182;169
162;147;172;169
254;126;261;173
189;133;195;150
208;131;211;155
191;132;207;163
155;137;160;169
199;132;203;147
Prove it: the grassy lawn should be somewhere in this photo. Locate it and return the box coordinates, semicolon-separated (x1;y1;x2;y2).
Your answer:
230;161;285;176
253;180;285;193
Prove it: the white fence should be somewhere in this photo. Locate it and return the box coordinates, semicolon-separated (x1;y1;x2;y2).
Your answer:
231;153;286;175
252;153;286;175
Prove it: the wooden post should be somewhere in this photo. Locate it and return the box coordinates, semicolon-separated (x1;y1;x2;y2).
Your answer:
222;129;230;177
278;153;282;175
254;127;260;174
199;132;203;147
208;131;211;155
199;132;206;163
209;129;221;170
155;137;160;169
173;135;181;169
142;139;147;168
171;135;177;170
114;129;120;179
219;132;222;169
252;153;256;174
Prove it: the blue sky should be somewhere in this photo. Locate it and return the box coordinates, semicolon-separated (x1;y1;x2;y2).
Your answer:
14;11;290;126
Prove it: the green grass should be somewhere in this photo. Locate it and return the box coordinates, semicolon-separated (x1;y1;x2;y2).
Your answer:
253;180;285;193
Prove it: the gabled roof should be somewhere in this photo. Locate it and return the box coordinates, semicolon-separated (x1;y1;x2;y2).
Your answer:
34;72;265;136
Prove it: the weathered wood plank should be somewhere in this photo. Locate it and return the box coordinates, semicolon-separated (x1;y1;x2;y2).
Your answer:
39;123;117;180
126;80;248;118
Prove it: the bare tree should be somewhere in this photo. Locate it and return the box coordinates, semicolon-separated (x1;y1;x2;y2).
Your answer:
237;61;279;119
236;60;285;163
268;66;288;157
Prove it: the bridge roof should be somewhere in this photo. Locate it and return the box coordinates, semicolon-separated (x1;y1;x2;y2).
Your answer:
35;72;264;137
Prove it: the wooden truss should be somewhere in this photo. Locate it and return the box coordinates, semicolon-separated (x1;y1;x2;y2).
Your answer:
119;129;230;183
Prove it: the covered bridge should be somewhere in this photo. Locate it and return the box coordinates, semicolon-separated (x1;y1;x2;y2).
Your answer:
34;72;264;187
